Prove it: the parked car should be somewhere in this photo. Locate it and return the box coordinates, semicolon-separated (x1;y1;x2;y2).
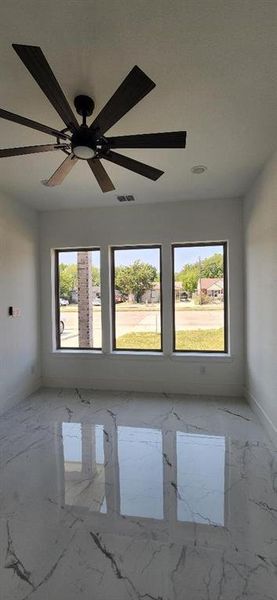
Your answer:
180;291;189;302
92;297;101;306
60;298;69;306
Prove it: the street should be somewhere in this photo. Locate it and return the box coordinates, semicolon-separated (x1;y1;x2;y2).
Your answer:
60;306;224;348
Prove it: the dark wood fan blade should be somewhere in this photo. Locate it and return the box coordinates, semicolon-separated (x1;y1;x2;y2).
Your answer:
90;66;155;134
88;158;115;192
12;44;79;131
0;143;68;158
108;131;187;149
0;108;70;140
43;153;78;187
103;151;164;181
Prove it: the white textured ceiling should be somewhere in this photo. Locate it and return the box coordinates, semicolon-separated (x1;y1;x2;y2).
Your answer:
0;0;276;210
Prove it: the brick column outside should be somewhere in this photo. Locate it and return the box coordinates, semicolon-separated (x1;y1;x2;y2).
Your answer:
77;251;93;347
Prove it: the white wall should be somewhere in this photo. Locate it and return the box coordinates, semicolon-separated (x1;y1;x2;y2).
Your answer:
244;150;277;442
0;192;41;414
40;197;244;396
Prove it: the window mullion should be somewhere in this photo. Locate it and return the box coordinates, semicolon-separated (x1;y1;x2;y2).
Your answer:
100;244;112;353
161;243;173;355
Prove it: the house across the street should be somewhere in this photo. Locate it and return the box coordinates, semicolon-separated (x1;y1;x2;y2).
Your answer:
141;281;184;303
197;278;224;299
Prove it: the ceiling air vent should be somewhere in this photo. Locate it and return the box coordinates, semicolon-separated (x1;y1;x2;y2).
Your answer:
117;195;135;202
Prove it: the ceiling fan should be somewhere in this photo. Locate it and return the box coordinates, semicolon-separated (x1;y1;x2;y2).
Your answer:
0;44;187;193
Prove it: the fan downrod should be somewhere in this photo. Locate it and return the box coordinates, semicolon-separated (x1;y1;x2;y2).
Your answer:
74;95;95;118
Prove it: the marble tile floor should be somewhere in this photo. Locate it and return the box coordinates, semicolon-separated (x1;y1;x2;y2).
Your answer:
0;387;276;599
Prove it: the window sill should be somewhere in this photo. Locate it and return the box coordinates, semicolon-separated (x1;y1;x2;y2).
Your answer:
170;352;233;362
51;349;233;362
109;351;164;360
52;349;103;358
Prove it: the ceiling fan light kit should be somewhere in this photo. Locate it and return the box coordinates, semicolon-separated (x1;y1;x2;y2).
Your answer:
0;44;187;193
71;127;97;160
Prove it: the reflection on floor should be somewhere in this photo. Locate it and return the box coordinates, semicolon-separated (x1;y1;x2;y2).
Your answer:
63;422;107;512
0;388;276;599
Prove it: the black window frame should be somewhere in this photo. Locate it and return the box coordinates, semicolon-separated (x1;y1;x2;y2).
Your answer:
55;247;102;351
111;245;163;352
172;241;228;354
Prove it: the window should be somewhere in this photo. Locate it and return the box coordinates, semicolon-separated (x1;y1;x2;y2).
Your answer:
55;249;101;349
172;243;227;352
111;246;162;351
55;243;228;355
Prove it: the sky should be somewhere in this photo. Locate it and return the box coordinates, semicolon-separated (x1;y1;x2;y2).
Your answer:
114;248;160;269
59;250;100;268
174;245;223;271
59;245;223;272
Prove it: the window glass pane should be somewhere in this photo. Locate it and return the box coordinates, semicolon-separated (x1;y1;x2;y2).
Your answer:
176;432;225;526
57;249;101;349
112;247;162;350
118;426;164;519
173;244;226;351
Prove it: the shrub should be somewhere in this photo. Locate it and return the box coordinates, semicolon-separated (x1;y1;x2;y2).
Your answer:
194;292;211;305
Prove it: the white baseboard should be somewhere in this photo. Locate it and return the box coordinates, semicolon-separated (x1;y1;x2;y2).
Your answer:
42;375;243;397
0;377;42;416
245;387;277;447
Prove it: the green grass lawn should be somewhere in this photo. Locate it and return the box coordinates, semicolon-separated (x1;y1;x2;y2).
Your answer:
116;328;225;351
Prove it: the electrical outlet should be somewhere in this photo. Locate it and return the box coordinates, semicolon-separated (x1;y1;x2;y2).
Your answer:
8;306;21;317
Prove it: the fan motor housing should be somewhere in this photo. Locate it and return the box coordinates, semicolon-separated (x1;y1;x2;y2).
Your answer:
74;95;95;117
71;125;98;159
